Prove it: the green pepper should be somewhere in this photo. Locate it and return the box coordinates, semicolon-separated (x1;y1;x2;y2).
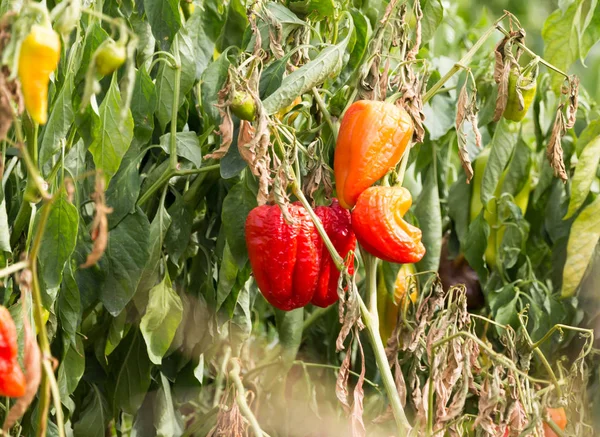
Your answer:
469;149;531;269
503;68;537;122
231;90;256;122
95;40;127;76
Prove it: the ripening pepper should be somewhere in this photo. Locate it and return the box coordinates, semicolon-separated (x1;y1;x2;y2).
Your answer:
313;199;356;308
0;307;26;398
334;100;414;209
246;203;322;311
378;263;417;342
351;186;425;264
18;24;61;125
503;68;537;122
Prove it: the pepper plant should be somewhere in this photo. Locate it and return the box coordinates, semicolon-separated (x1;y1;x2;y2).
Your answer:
0;0;599;436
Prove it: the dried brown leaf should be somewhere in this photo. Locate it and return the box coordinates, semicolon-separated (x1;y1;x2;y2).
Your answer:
493;61;511;122
204;80;234;160
565;75;579;129
81;175;113;268
455;81;473;182
335;346;352;412
546;104;568;182
350;334;366;437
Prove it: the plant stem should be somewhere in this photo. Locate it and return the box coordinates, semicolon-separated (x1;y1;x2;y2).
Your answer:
212;345;231;408
29;196;56;436
170;37;182;170
43;359;65;437
292;183;345;271
357;294;411;435
229;360;270;437
312;87;338;142
422;12;508;104
0;260;29;280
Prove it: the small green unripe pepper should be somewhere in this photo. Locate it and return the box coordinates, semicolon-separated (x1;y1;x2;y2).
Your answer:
95;39;127;76
231;91;256;122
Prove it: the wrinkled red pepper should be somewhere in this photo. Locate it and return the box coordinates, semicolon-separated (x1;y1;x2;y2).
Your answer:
313;200;356;307
245;200;355;311
0;306;26;398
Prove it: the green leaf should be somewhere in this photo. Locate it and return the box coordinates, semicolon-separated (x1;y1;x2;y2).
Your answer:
164;192;193;266
73;385;109;437
105;310;128;356
159;132;202;168
154;373;184;437
447;170;471;249
543;0;599;91
216;0;249;53
100;208;151;316
58;337;85;399
275;308;304;371
0;197;10;253
200;52;231;127
58;265;81;347
565;136;600;219
155;26;197;131
220;120;248;178
421;0;444;43
130;68;157;148
135;204;172;310
140;273;183;365
262;15;354;114
562;195;600;297
337;9;371;86
106;146;143;228
37;192;79;289
289;0;335;20
423;95;454;140
216;243;240;311
492;287;520;330
500;140;532;197
112;331;153;415
259;57;288;99
143;0;181;50
89;75;134;186
185;6;218;80
75;23;109;87
463;212;490;283
221;181;257;268
415;166;442;272
480;119;519;205
40;76;74;169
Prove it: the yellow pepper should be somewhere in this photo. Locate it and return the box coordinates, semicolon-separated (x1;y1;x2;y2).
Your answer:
18;24;61;125
378;263;417;342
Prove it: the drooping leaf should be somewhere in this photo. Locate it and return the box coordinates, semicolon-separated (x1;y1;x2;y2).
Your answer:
562;195;600;297
463;212;490;283
40;76;74;169
58;336;85;399
105;146;143;228
154;373;184;437
73;385;110;437
221;180;257;268
36;192;79;290
140;273;183;365
58;265;81;347
480;119;519;205
164;192;193;266
415;166;442;272
565;136;600;219
112;331;153;416
100;208;151;316
200;51;231;127
130;67;157;149
89;75;135;186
